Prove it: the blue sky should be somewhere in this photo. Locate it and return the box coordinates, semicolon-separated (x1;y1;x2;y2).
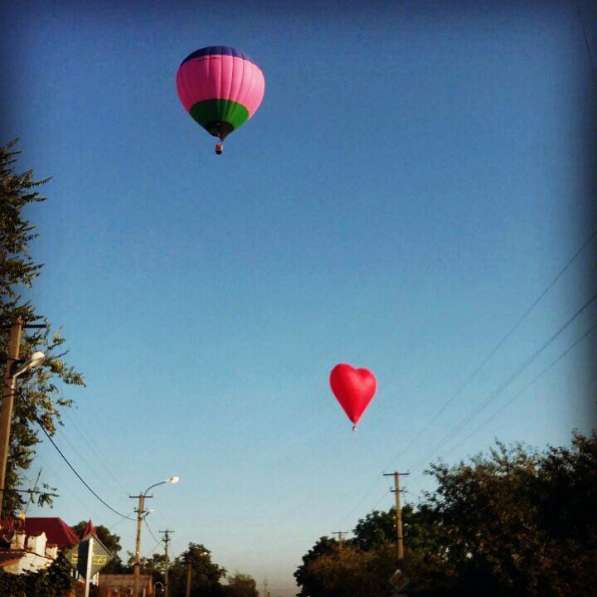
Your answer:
1;1;595;594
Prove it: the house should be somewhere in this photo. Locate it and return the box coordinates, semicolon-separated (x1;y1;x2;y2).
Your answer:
0;515;79;574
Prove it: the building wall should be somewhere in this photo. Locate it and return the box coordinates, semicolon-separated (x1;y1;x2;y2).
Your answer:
3;550;54;574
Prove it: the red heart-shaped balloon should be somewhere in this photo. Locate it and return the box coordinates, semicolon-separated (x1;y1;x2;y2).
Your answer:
330;363;377;427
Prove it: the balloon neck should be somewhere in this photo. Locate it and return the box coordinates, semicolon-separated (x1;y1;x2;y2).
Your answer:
208;121;233;140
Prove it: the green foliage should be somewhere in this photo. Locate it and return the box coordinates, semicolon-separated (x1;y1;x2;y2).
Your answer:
422;431;597;596
168;543;226;597
299;542;395;597
295;431;597;597
294;536;338;597
0;553;74;596
71;521;122;554
128;551;169;582
352;509;395;551
0;141;85;515
223;572;258;597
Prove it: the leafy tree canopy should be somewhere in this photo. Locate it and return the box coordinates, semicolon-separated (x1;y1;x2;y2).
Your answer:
168;543;226;597
295;431;597;597
1;141;84;515
223;572;258;597
0;553;73;597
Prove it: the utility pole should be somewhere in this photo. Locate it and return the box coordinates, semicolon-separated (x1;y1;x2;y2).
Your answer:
331;530;350;542
160;529;174;597
185;557;192;597
331;530;351;551
129;478;179;597
0;319;45;515
383;471;410;562
130;492;152;597
263;578;270;597
0;318;22;515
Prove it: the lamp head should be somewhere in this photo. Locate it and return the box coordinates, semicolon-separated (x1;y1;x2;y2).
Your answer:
167;476;180;485
13;351;46;377
29;352;46;368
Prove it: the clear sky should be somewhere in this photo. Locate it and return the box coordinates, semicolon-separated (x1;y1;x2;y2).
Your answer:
1;1;595;595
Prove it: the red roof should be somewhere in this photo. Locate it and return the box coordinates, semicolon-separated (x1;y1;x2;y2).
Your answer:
80;520;96;540
23;518;79;548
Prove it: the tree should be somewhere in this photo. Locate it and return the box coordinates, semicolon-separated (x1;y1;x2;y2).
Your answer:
420;431;597;596
304;542;395;597
0;553;74;596
352;509;395;551
0;141;84;515
294;536;339;597
295;432;597;597
168;543;226;597
223;572;258;597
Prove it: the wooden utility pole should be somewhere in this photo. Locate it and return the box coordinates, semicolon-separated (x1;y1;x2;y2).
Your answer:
160;529;174;597
130;493;154;597
331;530;350;543
331;530;351;552
383;471;409;561
185;558;192;597
133;494;145;597
0;318;22;515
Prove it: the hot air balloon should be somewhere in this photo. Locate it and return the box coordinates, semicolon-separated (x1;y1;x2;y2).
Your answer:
176;46;265;154
330;363;377;430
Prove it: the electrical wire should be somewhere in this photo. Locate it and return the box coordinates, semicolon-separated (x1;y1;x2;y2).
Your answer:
143;517;161;545
444;318;597;456
575;0;596;78
35;418;135;521
61;408;131;497
410;290;597;471
386;228;597;467
333;230;597;529
53;425;123;500
143;517;163;555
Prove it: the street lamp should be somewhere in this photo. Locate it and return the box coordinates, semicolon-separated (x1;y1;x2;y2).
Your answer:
131;476;180;597
0;341;46;513
12;352;46;377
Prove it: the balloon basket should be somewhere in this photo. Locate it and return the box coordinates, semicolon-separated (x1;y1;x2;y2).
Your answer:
215;143;223;155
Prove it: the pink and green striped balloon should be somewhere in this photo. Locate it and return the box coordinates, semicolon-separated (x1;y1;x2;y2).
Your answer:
176;46;265;153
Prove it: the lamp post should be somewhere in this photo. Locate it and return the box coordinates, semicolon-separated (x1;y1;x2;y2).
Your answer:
0;318;45;514
131;476;179;597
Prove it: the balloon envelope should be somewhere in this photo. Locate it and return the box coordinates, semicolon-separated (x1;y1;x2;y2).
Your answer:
176;46;265;142
329;363;377;426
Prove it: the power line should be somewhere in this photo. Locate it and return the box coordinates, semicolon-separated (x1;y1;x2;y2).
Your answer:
143;518;162;554
575;0;596;78
445;318;597;455
53;425;124;500
61;408;131;497
412;290;597;470
24;468;42;515
35;419;135;521
334;230;597;528
336;485;389;528
29;455;99;517
387;228;597;466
